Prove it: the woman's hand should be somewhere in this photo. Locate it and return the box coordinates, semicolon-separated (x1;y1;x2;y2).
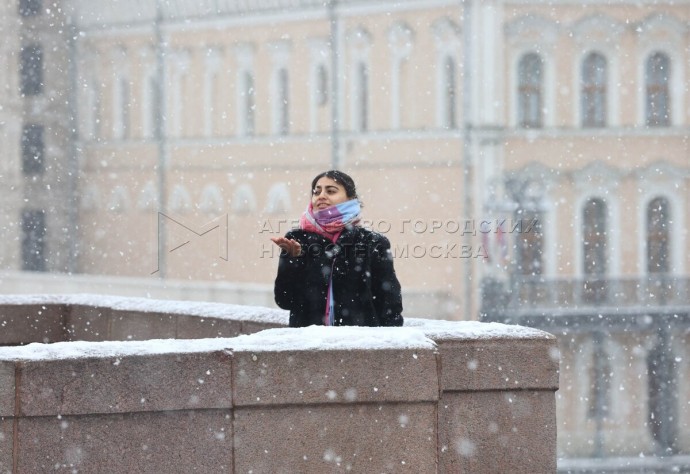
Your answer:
270;236;302;257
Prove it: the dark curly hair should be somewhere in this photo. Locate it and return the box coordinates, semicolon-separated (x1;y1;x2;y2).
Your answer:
311;170;358;200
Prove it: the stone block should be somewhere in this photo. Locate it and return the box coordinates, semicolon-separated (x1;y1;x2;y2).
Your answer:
109;311;176;341
438;337;559;392
0;417;12;474
175;315;243;339
438;390;557;474
232;348;438;406
17;351;232;416
64;305;111;342
234;402;437;473
0;304;67;345
0;363;14;418
15;409;232;473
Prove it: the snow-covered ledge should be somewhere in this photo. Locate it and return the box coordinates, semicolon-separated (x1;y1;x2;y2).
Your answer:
0;295;559;473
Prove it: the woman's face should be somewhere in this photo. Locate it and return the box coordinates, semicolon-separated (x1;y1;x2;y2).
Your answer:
312;176;349;210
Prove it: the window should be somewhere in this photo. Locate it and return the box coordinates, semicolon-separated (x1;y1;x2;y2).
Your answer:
581;53;607;128
646;52;670;127
114;77;130;139
21;209;46;272
240;71;255;136
355;61;369;132
143;75;157;139
93;81;102;139
646;197;670;274
515;211;543;276
582;198;607;303
203;51;221;138
21;124;44;175
388;22;413;130
20;44;43;96
517;53;543;128
276;68;289;135
315;64;328;107
19;0;41;16
587;334;611;420
442;56;456;129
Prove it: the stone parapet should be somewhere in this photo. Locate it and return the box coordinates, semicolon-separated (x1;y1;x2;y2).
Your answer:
0;295;558;473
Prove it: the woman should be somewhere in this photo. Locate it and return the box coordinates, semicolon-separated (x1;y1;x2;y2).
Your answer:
271;170;403;328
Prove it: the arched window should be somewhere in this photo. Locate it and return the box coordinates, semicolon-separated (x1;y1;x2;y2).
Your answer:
442;56;456;129
517;53;543;128
645;52;670;127
581;52;607;128
646;197;670;274
582;198;608;303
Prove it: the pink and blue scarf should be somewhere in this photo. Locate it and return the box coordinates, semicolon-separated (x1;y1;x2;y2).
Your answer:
299;199;361;326
299;199;361;242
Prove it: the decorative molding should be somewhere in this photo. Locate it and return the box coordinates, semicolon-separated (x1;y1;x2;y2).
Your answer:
200;185;225;214
169;184;192;213
232;184;257;214
504;14;558;45
431;16;460;47
264;183;291;214
137;181;158;210
570;13;626;46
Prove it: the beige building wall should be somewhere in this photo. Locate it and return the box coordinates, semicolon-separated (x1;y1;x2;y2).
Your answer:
3;0;689;321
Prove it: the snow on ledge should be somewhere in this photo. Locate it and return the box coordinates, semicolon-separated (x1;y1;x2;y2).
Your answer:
0;293;288;325
0;326;436;361
405;318;553;340
0;294;553;362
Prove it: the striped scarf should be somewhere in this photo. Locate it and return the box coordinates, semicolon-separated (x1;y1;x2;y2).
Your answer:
299;199;361;242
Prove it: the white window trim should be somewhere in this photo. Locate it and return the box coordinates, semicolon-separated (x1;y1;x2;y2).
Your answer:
170;50;191;138
264;183;291;214
505;14;558;129
139;47;156;140
169;184;192;213
204;48;223;138
269;41;291;136
346;27;372;133
636;48;683;127
573;49;620;128
235;43;256;138
308;38;330;134
199;184;225;214
635;169;685;275
111;47;129;141
573;164;622;278
232;183;257;214
510;48;554;129
431;17;460;129
569;14;624;129
635;14;685;127
388;22;414;130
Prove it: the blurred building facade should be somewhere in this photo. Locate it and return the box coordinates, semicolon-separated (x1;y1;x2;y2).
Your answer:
1;0;690;470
